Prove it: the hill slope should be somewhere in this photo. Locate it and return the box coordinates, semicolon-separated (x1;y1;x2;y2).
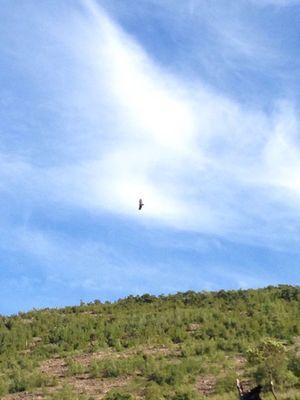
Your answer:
1;285;300;399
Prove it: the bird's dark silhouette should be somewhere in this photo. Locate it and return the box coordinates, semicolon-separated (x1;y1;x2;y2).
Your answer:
139;199;144;210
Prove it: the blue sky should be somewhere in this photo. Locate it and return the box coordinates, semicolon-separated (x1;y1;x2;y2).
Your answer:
1;0;300;315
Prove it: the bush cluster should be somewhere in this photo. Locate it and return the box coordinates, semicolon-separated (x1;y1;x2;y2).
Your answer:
0;285;299;398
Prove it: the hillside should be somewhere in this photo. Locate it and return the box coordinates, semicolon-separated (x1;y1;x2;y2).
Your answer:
0;286;300;399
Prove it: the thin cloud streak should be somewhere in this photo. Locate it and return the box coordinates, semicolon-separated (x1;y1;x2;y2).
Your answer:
1;0;300;245
0;0;300;314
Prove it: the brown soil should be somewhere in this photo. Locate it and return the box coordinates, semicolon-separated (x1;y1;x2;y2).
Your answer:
195;375;217;396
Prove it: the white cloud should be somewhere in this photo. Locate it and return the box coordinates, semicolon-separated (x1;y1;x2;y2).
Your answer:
1;0;300;249
1;0;300;314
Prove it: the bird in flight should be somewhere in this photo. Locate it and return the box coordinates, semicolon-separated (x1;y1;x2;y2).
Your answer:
139;199;144;210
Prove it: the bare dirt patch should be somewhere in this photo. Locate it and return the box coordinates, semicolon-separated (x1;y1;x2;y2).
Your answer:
66;375;131;398
195;375;217;396
4;391;45;400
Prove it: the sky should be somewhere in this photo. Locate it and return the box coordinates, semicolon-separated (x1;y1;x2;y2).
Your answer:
1;0;300;315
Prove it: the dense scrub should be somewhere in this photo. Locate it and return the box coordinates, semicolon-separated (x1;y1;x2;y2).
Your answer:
0;285;299;399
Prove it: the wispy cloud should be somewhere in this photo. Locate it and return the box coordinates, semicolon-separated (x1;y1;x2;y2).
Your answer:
0;0;299;312
1;0;300;244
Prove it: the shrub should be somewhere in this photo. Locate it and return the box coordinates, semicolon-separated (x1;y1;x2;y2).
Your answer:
148;364;184;386
90;359;120;378
144;382;164;400
9;369;54;393
104;391;133;400
167;388;202;400
289;356;300;378
246;338;289;386
9;370;27;393
0;376;9;396
66;359;86;376
214;373;236;394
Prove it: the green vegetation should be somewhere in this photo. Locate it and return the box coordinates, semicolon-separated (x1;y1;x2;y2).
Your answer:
0;285;299;399
46;385;95;400
104;392;133;400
